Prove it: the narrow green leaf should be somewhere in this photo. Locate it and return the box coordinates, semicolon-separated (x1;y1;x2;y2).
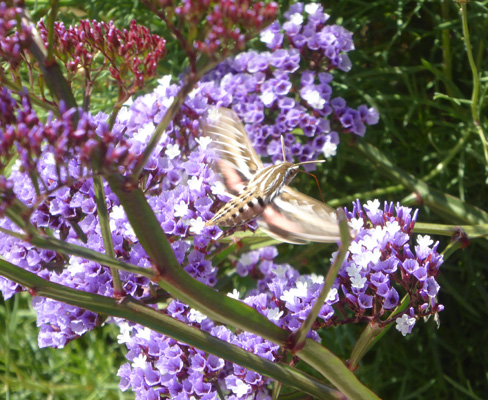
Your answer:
354;141;488;225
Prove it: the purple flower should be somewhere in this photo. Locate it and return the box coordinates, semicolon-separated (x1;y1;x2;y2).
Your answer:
0;3;389;398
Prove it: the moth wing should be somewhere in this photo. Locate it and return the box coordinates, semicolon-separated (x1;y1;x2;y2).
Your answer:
258;186;341;244
203;108;263;195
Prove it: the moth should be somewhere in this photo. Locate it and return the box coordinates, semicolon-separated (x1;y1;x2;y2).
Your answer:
202;107;341;244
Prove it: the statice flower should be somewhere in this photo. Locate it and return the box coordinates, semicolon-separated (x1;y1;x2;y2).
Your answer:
115;307;281;399
114;196;446;398
340;200;444;328
200;2;379;170
0;3;393;399
0;2;31;68
37;19;167;100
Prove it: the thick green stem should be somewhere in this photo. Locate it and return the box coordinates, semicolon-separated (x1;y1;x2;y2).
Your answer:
298;340;380;400
46;0;59;65
21;12;78;112
0;258;342;400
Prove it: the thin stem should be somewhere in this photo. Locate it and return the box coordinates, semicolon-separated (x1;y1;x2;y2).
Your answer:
20;11;78;112
288;210;350;351
0;71;59;114
441;1;453;96
93;175;123;296
0;222;150;279
299;340;380;400
353;140;488;226
422;128;471;182
329;184;405;208
46;0;59;65
130;74;198;181
460;3;488;164
107;101;123;130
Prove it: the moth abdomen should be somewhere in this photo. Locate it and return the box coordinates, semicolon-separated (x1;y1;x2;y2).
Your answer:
206;193;267;227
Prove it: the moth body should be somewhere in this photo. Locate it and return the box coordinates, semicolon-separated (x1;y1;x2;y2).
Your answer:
206;163;299;227
202;107;342;244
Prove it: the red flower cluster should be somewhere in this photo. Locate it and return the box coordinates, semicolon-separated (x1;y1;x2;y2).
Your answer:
194;1;278;55
38;19;166;99
144;0;277;66
0;2;31;69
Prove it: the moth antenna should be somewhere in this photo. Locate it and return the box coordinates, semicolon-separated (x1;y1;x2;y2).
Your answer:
298;170;326;204
281;135;286;162
295;160;326;166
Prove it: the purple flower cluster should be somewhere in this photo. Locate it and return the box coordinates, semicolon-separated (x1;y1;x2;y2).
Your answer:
0;2;31;68
114;199;444;398
231;201;443;340
115;305;280;399
199;1;378;169
0;3;414;399
234;201;444;337
342;199;444;334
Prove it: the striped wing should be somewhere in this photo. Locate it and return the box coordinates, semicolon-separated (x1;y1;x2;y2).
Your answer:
203;108;263;195
259;186;341;244
203;107;341;244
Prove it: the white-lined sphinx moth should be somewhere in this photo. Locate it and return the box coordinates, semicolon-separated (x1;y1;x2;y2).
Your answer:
202;107;340;244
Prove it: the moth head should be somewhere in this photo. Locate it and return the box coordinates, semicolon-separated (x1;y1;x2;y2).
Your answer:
284;164;300;185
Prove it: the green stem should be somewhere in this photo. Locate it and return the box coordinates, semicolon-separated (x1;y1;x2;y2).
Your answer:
107;101;123;131
0;258;341;400
329;184;404;208
348;295;410;370
0;224;150;279
414;222;488;239
441;1;453;96
0;71;59;115
131;74;199;181
93;175;122;295
440;239;464;261
131;55;220;181
21;11;78;112
460;3;480;124
422;128;471;182
298;340;380;400
460;3;488;164
46;0;59;65
288;211;351;351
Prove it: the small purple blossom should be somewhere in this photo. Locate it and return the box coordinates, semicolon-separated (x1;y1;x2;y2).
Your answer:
339;199;443;331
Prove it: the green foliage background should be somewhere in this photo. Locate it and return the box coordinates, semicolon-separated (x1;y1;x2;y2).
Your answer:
1;1;487;399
